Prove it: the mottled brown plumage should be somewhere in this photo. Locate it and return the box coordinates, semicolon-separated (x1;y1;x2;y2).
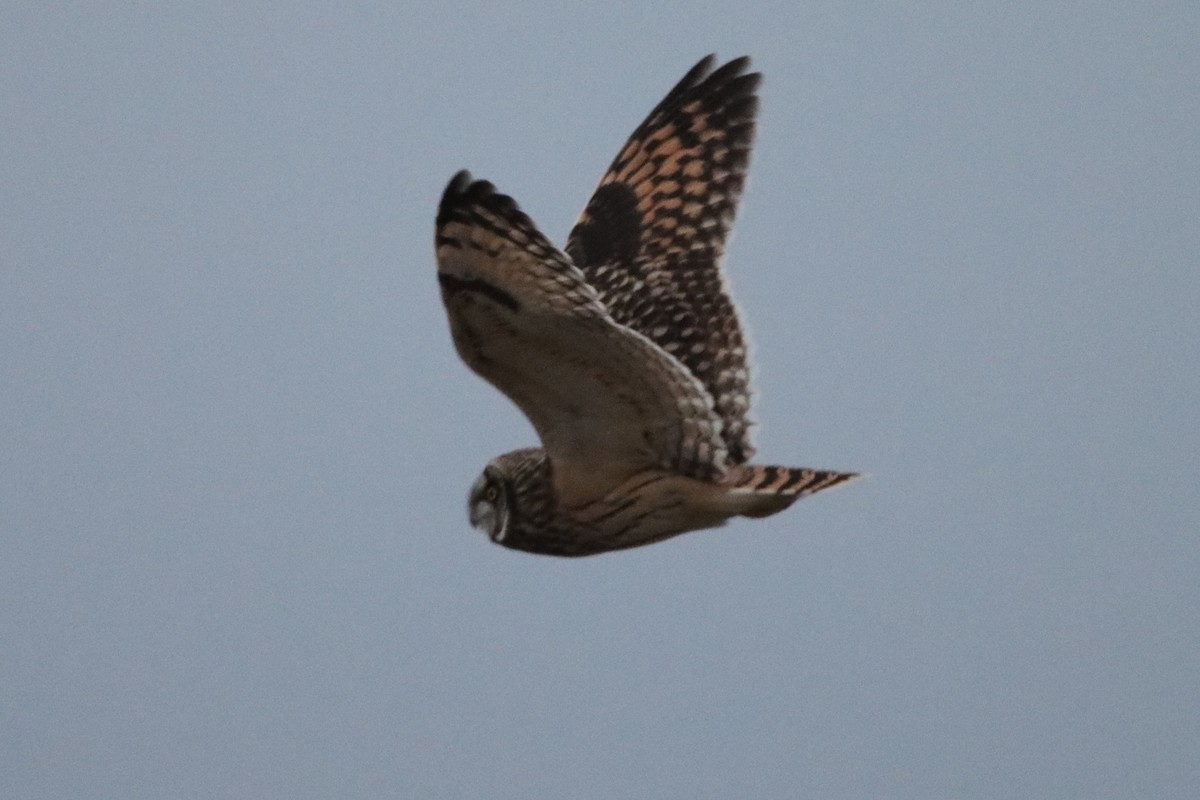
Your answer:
436;55;857;557
566;55;759;465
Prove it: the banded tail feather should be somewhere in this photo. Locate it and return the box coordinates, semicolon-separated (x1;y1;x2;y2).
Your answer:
726;464;860;519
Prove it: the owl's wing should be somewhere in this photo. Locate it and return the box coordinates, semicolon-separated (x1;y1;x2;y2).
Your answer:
565;55;760;466
435;172;728;507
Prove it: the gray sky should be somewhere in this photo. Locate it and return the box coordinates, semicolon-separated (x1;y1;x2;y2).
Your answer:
3;3;1198;798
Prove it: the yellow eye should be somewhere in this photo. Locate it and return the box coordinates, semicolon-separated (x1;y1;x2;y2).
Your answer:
484;485;499;502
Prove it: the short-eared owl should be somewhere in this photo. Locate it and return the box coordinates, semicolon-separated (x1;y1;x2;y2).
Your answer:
435;55;857;557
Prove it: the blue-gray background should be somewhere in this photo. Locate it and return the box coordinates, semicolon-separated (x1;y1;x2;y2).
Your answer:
3;4;1197;798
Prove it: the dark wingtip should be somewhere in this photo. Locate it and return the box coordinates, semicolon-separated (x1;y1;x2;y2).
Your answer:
704;55;755;85
438;170;504;228
438;170;471;226
663;54;718;103
690;54;752;76
707;56;761;100
717;54;752;74
658;55;760;118
691;53;718;79
445;169;473;195
435;169;541;257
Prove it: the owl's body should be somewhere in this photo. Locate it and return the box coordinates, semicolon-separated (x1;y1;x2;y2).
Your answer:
436;55;857;557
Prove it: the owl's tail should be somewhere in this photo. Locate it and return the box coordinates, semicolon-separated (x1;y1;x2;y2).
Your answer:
723;464;860;518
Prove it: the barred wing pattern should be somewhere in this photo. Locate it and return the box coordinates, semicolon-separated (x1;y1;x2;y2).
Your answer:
435;172;728;506
435;56;859;557
566;55;760;466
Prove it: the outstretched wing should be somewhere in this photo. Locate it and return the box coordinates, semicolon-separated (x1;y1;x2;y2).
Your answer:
435;172;728;506
565;55;760;465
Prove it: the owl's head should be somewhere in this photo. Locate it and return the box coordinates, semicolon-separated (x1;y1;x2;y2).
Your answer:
467;467;512;544
466;448;554;551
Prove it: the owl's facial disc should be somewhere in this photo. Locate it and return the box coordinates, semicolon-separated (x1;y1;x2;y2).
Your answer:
467;470;508;543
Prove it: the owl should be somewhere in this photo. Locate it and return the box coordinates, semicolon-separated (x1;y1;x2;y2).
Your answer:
435;55;857;557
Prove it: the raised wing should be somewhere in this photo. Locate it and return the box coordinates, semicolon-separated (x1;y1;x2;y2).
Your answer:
565;55;760;465
435;172;728;506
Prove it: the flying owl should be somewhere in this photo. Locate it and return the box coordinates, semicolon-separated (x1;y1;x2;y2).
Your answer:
435;55;857;557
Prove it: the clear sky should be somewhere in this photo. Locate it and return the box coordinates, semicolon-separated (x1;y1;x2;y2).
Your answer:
3;4;1197;798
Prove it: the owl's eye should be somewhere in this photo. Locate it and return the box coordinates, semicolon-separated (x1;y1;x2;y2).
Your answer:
484;484;499;503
